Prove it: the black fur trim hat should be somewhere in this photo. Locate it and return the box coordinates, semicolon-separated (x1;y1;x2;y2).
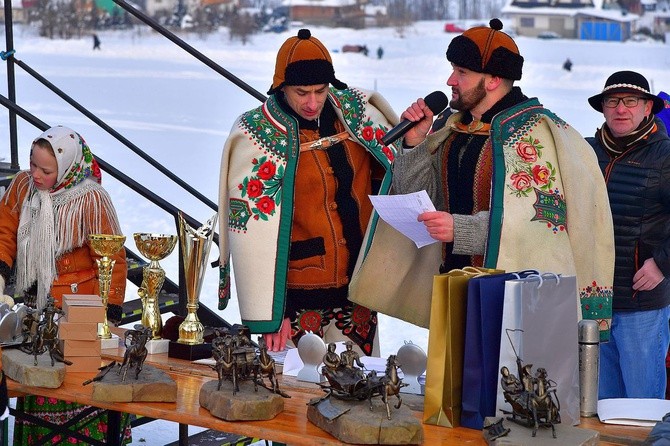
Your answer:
268;29;347;95
588;70;664;114
446;18;523;81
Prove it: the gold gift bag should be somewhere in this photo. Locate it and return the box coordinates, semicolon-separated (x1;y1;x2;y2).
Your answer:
423;267;500;427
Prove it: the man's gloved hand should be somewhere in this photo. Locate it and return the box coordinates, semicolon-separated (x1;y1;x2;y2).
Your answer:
0;276;14;307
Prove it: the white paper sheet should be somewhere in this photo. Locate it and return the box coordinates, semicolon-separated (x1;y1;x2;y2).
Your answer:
368;190;438;248
598;398;670;426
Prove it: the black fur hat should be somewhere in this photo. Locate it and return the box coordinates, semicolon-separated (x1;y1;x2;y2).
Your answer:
446;18;523;81
268;29;347;95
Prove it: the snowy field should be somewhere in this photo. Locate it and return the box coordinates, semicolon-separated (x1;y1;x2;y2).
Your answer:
0;18;669;445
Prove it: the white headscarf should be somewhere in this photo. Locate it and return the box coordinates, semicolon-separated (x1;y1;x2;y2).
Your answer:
14;126;121;311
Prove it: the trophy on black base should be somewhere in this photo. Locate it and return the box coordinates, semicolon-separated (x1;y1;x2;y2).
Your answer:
168;212;217;360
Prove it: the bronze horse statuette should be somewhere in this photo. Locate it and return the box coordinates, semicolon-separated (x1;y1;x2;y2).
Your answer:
316;345;408;420
118;325;152;382
209;326;289;398
500;329;561;438
20;296;71;367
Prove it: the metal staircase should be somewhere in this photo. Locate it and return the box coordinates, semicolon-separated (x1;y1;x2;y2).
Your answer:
0;0;269;330
0;1;277;444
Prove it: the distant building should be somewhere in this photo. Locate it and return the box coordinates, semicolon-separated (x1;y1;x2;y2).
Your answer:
0;0;26;23
576;9;638;41
282;0;367;29
502;0;640;41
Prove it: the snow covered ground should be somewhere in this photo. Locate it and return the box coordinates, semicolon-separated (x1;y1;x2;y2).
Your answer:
1;18;669;445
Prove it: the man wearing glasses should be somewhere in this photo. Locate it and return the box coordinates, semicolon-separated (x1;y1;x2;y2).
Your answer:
587;70;670;399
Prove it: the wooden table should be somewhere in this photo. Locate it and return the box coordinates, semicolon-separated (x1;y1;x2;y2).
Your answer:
3;346;653;446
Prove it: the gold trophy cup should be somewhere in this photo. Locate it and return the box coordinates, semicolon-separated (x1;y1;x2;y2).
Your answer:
89;234;126;339
168;212;217;360
134;233;177;340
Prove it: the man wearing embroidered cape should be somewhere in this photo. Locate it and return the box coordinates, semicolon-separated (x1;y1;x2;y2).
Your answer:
218;29;399;355
349;20;615;341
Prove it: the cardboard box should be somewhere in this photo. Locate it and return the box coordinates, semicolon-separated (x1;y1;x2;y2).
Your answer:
66;355;103;372
62;295;104;323
62;339;101;357
59;321;98;340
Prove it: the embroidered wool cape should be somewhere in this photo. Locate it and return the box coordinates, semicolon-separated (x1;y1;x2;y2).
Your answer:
350;98;615;340
218;87;399;334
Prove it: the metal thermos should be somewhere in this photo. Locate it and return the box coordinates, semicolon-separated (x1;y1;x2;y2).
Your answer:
579;319;600;417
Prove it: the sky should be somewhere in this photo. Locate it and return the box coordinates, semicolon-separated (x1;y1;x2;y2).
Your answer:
1;19;669;445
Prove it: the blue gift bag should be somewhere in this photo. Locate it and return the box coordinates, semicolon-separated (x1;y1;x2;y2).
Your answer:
460;271;536;430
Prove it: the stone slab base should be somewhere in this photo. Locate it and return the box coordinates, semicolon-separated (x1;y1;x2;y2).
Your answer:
199;379;284;421
146;338;170;354
484;416;600;445
100;334;120;350
307;397;423;444
91;364;177;402
1;348;65;388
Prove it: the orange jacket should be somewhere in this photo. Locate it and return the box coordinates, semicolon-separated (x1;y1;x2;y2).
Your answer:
0;171;126;308
287;122;382;290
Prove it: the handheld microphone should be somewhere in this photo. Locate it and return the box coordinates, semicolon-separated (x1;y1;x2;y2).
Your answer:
381;91;449;146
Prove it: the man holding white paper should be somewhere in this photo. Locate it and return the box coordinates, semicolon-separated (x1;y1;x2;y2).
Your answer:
350;20;615;339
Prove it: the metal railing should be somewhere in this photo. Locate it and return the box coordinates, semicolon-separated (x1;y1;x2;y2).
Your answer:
0;0;266;328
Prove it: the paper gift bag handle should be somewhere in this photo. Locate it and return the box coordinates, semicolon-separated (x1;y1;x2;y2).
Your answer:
512;269;540;279
455;266;498;278
525;272;561;287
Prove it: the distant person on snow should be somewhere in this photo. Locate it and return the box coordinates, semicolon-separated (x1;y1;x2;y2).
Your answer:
217;29;399;356
93;34;101;50
563;57;572;72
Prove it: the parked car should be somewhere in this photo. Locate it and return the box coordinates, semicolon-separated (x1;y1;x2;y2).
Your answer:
537;31;562;39
444;23;466;33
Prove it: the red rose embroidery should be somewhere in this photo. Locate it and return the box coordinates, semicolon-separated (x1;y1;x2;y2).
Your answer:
516;141;538;163
382;146;395;162
375;128;385;144
246;179;263;199
257;161;276;180
511;171;532;190
256;196;275;214
532;164;550;185
351;305;372;325
298;310;323;332
362;126;374;141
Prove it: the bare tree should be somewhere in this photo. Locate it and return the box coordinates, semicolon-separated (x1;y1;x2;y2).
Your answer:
229;11;257;45
387;0;414;37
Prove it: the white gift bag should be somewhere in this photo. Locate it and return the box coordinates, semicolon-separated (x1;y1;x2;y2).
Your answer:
496;273;580;425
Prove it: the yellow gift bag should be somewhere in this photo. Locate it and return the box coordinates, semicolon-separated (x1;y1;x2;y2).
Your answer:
423;267;501;428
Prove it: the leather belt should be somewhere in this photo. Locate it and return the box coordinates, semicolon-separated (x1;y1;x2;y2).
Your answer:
299;131;351;152
450;121;491;136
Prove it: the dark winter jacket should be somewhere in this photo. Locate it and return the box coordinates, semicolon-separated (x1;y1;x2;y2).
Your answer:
587;120;670;311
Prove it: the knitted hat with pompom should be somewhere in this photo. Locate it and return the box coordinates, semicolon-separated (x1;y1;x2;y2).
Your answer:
268;29;347;95
446;18;524;81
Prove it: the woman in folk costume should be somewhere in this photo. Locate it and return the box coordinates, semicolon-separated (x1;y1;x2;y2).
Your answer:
218;29;399;356
0;126;130;444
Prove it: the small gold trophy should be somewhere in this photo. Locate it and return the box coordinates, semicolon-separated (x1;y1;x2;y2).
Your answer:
89;234;126;339
177;212;217;345
133;233;177;340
